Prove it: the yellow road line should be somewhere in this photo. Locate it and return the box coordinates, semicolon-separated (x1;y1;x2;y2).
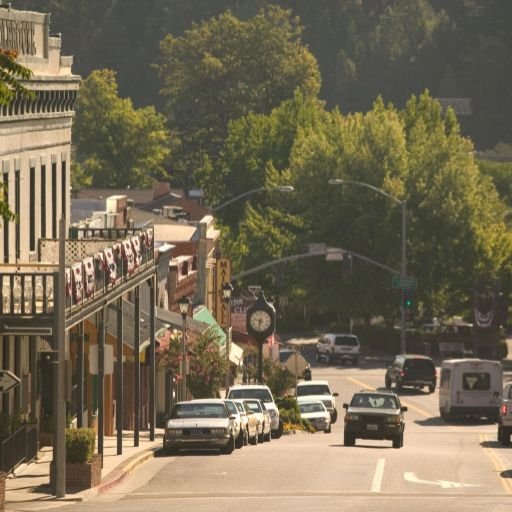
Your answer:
345;376;431;418
480;433;512;494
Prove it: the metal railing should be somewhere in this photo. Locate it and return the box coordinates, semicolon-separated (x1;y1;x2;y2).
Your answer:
0;422;38;474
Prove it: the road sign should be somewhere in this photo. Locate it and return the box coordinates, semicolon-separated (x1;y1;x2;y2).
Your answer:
392;276;417;290
326;247;344;261
0;370;21;393
89;345;114;375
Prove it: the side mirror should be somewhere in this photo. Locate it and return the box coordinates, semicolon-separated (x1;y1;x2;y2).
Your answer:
333;392;339;397
343;403;349;409
246;410;254;415
401;406;408;412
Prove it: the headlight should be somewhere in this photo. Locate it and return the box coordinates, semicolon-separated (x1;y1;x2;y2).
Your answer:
211;428;227;435
386;416;401;424
268;410;278;419
167;428;183;435
345;413;359;421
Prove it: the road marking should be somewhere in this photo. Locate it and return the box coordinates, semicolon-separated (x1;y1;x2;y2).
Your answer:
404;472;478;489
345;377;431;418
371;458;385;492
480;433;512;494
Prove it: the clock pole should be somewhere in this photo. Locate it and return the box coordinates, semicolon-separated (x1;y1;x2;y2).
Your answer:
246;291;276;384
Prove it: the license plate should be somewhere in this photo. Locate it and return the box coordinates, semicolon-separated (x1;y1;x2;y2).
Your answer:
367;424;378;431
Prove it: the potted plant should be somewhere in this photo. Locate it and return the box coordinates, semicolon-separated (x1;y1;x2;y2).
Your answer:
51;427;101;490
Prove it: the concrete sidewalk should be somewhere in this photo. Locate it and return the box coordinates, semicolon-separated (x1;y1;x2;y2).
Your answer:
5;429;164;511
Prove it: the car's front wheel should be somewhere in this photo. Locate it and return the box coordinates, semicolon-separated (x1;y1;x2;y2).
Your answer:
385;376;392;389
272;419;283;439
235;429;244;449
330;409;338;424
428;383;436;393
222;434;236;454
344;432;355;446
392;432;403;449
324;424;331;434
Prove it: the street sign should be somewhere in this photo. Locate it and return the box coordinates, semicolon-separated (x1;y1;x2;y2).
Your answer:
392;276;418;290
0;370;21;393
89;345;114;375
326;247;344;261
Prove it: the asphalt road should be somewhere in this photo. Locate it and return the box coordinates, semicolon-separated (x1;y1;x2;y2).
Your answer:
49;347;512;512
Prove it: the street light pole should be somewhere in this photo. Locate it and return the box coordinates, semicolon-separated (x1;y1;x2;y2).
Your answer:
178;296;191;401
329;178;407;353
212;185;294;212
221;283;233;395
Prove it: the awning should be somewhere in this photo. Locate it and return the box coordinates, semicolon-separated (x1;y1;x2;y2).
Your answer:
193;306;244;364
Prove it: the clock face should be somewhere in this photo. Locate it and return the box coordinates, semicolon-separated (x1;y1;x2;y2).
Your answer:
249;309;272;332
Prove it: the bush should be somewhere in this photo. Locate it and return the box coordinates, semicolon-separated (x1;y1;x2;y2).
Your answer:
66;428;95;464
263;358;295;398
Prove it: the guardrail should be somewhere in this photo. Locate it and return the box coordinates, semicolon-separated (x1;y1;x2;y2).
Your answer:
0;423;38;474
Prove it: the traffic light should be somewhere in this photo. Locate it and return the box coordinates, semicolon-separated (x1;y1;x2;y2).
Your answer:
403;290;415;308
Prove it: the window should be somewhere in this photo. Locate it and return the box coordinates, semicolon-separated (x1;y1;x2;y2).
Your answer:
51;162;57;237
30;166;35;251
440;368;451;389
41;165;46;237
297;384;330;396
61;160;67;218
15;170;20;259
335;336;358;346
462;372;490;391
2;172;8;262
229;388;273;402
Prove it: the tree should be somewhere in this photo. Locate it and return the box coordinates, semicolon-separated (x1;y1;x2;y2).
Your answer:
156;4;321;186
73;69;172;188
0;49;33;223
157;326;228;399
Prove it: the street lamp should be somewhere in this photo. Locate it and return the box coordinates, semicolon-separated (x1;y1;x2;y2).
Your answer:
212;185;294;212
329;178;408;354
178;295;191;401
222;282;234;393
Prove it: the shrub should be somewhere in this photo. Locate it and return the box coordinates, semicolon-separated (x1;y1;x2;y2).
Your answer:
66;428;95;464
263;359;295;398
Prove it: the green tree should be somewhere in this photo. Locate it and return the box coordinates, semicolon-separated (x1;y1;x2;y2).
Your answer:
156;4;321;186
157;326;228;399
0;49;33;223
73;69;172;188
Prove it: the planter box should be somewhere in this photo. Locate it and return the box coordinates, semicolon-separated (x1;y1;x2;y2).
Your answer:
0;471;5;512
51;453;102;491
39;432;53;448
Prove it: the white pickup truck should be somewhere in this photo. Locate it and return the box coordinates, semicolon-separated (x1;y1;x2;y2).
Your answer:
498;382;512;445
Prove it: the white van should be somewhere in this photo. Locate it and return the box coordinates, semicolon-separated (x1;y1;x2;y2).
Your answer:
439;359;502;421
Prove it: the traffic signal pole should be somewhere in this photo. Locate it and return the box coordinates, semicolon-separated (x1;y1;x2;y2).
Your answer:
400;199;407;354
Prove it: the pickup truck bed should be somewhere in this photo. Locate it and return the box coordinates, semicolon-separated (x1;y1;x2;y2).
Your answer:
498;382;512;445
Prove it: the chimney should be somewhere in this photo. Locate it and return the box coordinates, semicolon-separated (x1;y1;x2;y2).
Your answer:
152;181;171;200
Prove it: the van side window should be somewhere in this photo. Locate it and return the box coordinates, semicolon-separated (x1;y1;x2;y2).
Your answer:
440;368;451;389
462;372;490;391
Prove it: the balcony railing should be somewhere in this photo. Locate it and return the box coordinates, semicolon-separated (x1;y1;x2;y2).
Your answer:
0;227;154;319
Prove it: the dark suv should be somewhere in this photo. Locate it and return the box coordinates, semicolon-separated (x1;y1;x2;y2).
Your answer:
343;390;407;448
385;355;437;393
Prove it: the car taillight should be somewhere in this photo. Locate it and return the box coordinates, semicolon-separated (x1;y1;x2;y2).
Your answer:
502;404;507;415
400;371;405;377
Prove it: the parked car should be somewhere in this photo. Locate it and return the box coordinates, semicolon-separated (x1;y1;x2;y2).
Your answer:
343;390;407;448
385;354;437;393
244;398;272;442
232;399;259;446
298;400;331;433
164;400;237;455
439;358;502;421
296;380;339;423
316;333;361;365
498;381;512;445
227;384;282;438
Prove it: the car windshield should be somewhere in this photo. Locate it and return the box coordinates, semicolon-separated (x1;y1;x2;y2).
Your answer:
229;388;273;402
170;403;228;419
335;336;358;346
350;394;398;409
279;351;294;363
245;401;262;412
404;359;434;371
299;403;326;414
297;384;331;396
234;402;245;413
224;401;238;415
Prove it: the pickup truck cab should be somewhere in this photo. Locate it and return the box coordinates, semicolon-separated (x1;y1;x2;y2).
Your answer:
498;382;512;445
